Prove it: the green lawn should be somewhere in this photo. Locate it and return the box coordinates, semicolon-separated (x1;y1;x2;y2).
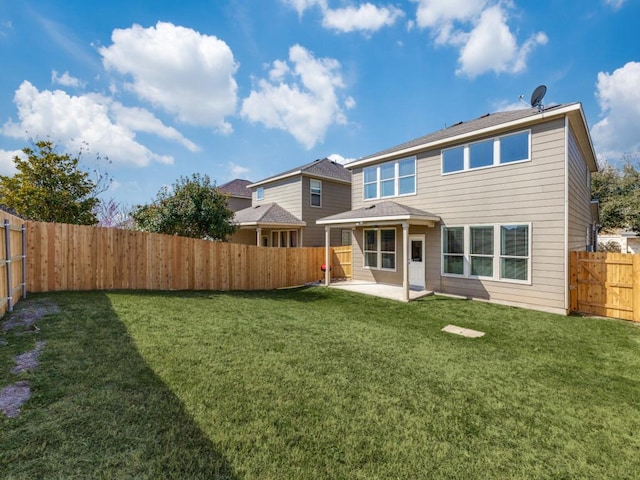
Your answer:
1;288;639;479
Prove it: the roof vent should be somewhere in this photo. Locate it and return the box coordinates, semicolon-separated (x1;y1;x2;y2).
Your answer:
365;204;376;210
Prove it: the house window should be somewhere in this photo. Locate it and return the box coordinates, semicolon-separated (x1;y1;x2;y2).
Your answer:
271;230;298;247
441;224;531;283
310;179;322;207
256;187;264;201
442;130;530;174
341;230;352;246
364;228;396;270
470;226;493;277
363;157;416;200
443;227;464;275
500;225;529;281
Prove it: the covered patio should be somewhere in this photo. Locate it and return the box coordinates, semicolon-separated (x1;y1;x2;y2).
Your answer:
317;201;440;302
327;279;433;302
233;202;306;247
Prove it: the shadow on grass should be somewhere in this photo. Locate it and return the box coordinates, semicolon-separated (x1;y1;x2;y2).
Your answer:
0;292;237;479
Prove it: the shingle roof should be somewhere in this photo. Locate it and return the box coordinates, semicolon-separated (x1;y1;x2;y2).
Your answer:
317;201;440;225
234;203;306;226
218;178;252;198
250;158;351;187
354;103;574;164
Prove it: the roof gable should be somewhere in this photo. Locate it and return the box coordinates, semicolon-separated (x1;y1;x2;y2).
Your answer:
234;202;305;226
218;179;252;198
347;102;597;172
250;158;351;187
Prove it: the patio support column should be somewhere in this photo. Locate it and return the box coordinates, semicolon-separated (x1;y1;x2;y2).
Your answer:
324;226;331;286
256;227;262;247
402;222;409;302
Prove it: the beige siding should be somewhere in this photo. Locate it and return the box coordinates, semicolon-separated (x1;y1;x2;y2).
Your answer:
352;119;569;314
302;176;351;246
567;124;594;252
254;177;302;217
228;229;257;245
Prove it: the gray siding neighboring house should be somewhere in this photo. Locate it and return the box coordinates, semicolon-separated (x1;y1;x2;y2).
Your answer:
218;178;252;213
232;158;351;247
318;103;599;314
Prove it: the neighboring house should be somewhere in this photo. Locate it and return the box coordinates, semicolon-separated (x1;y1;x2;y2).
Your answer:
218;178;253;212
231;158;351;247
598;230;640;253
318;103;599;314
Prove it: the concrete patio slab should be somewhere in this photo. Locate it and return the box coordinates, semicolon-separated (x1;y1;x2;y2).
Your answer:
326;280;433;302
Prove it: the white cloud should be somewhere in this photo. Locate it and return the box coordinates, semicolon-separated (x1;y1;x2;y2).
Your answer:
0;149;21;175
99;21;238;133
241;45;352;149
457;6;547;77
1;81;190;166
412;0;547;77
51;70;85;88
591;62;640;161
282;0;402;33
322;3;404;33
281;0;327;16
229;162;250;176
328;153;354;165
604;0;625;10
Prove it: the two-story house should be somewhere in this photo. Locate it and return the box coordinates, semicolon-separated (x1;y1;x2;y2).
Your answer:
231;158;351;247
318;103;599;314
218;178;253;212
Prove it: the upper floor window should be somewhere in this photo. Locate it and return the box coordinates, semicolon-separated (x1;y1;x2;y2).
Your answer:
256;187;264;201
310;179;322;207
442;130;530;174
363;156;416;200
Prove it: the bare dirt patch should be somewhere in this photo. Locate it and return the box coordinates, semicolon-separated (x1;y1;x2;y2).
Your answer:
0;380;31;418
2;299;59;333
12;340;45;374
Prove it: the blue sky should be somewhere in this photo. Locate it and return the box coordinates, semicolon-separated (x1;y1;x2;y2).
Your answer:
0;0;638;206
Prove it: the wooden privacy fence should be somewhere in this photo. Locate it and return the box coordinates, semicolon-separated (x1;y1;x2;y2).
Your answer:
569;251;640;322
331;245;352;280
26;222;332;293
0;212;27;316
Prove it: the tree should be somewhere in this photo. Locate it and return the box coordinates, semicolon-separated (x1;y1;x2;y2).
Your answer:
95;197;134;228
591;155;640;233
0;140;106;225
132;174;237;240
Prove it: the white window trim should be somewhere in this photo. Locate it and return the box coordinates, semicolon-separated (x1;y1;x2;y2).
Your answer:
441;223;532;285
256;187;264;201
363;228;397;272
271;230;299;248
363;156;416;201
310;179;322;208
441;129;531;176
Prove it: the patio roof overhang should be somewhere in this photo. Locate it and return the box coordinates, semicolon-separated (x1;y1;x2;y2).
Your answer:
316;201;440;229
237;221;307;229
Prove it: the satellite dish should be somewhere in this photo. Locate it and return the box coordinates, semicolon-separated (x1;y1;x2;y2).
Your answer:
530;84;547;110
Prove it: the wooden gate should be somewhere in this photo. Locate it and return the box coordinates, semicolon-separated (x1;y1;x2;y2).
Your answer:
569;251;640;322
331;246;352;280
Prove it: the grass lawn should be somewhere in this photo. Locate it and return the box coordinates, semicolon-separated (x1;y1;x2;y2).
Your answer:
1;288;639;479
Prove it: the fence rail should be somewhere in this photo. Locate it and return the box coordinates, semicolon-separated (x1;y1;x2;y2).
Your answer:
26;222;330;293
569;251;640;322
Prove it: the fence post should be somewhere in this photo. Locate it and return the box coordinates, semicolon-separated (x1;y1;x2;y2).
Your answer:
633;254;640;323
21;223;27;300
4;219;13;312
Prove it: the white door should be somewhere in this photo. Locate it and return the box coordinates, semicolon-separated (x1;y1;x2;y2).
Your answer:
409;235;425;290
